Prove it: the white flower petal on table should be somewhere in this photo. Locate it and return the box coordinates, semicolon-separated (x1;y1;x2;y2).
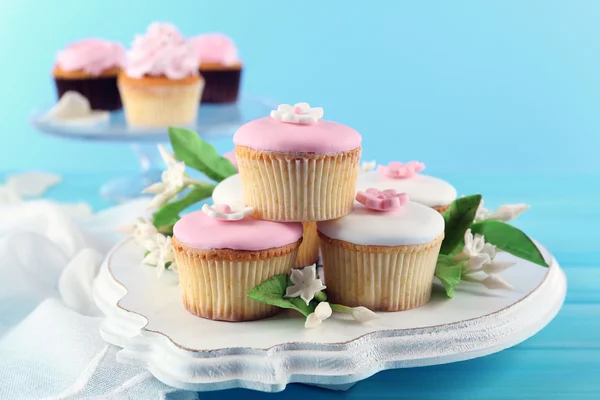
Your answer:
351;306;380;323
482;274;514;290
6;171;62;198
482;260;516;275
304;312;323;329
314;302;332;320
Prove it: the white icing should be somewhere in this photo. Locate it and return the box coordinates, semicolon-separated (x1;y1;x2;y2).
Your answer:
317;202;444;246
356;172;456;208
211;174;243;204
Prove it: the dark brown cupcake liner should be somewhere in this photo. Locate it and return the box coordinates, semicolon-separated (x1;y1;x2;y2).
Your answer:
54;76;122;111
198;68;242;103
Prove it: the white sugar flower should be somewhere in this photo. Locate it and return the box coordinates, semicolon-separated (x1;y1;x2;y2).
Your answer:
455;229;486;260
131;217;158;247
350;306;380;323
284;264;327;305
463;274;513;290
270;102;324;125
305;302;332;329
359;160;377;173
142;145;198;209
142;232;176;278
201;202;254;221
475;199;529;223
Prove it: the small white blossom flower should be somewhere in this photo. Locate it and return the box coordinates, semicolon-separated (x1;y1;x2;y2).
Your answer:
270;102;324;125
475;199;530;223
304;302;332;329
142;233;176;278
359;160;377;173
350;306;379;323
284;264;326;305
463;274;514;290
142;145;197;209
201;203;254;221
454;229;486;261
131;217;158;247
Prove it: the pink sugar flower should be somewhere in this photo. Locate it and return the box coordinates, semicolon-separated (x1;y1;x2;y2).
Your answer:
377;161;425;179
355;188;409;212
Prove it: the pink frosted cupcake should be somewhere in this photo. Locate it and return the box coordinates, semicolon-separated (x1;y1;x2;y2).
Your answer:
234;102;362;221
53;38;126;110
118;23;203;127
190;33;242;103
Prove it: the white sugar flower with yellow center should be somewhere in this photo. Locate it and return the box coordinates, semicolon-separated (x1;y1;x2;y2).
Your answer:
475;199;530;223
142;145;200;210
284;264;327;305
270;102;324;125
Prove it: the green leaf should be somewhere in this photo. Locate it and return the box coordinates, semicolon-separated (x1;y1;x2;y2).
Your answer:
440;194;482;255
471;220;549;267
169;127;237;182
434;254;464;298
247;274;316;317
152;184;215;228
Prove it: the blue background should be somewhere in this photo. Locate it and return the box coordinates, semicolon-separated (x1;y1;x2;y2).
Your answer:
2;0;600;174
1;1;599;398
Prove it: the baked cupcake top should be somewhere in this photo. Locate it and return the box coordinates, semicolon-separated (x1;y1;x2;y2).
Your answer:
317;189;444;246
55;38;126;76
190;33;240;68
125;22;199;80
173;207;303;251
233;102;362;153
357;161;457;207
212;174;242;205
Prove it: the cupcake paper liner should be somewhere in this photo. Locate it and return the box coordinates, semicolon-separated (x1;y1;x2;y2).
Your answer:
295;222;320;267
235;146;361;222
55;76;122;111
319;233;444;311
198;68;241;103
118;79;203;127
172;238;300;322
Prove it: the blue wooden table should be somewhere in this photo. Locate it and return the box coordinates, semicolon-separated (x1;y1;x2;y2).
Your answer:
36;170;600;399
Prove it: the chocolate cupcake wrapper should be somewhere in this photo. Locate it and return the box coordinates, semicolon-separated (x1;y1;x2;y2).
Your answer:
199;68;241;103
55;76;122;111
320;233;444;311
118;80;203;127
235;146;361;222
173;246;298;322
295;222;320;268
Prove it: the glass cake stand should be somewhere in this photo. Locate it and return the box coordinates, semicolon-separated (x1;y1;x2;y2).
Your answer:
30;96;277;202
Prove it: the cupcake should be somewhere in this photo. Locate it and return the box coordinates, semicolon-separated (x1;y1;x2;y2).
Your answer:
357;161;456;213
212;173;320;267
318;189;444;311
172;203;303;321
53;38;125;111
118;23;203;127
190;33;242;103
233;102;362;221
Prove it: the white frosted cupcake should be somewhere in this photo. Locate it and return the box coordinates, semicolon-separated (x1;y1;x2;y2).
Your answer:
213;173;319;268
357;161;456;213
172;204;302;321
317;188;444;311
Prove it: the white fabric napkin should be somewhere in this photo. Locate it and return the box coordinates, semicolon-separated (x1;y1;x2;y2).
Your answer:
0;173;197;399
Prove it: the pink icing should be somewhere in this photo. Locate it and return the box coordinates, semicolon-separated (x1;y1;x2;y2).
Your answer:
355;188;409;212
125;23;199;80
233;117;362;153
173;210;303;251
223;151;238;170
56;38;125;75
377;161;425;179
190;33;239;66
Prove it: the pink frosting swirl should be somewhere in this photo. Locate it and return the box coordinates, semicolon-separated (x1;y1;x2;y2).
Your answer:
56;38;126;75
190;33;239;66
125;23;199;80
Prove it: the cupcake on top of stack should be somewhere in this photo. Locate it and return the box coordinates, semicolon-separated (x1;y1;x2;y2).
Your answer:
118;23;203;127
190;33;242;103
233;102;362;222
357;161;457;213
53;38;126;111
